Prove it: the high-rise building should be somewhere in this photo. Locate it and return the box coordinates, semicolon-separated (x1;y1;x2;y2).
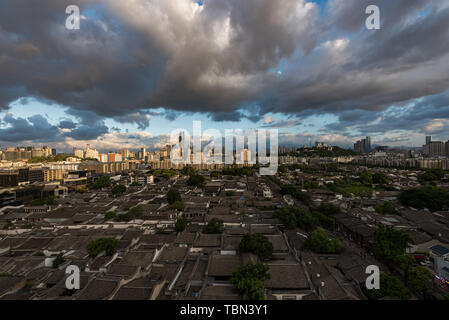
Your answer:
140;147;146;160
354;137;372;153
73;148;84;159
84;144;99;160
121;149;130;160
108;153;122;162
423;136;445;156
446;141;449;157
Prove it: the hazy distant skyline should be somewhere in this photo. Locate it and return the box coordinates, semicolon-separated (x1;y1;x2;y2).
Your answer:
1;0;449;152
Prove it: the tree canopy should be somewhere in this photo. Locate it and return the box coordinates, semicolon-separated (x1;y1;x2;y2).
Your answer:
111;184;126;196
239;233;273;260
187;174;205;187
398;185;449;212
304;228;342;254
364;273;412;300
202;218;224;234
87;238;118;257
372;225;411;263
175;217;188;233
230;263;271;300
167;188;182;204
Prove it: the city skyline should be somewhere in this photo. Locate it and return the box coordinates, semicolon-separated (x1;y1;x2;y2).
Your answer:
1;0;449;152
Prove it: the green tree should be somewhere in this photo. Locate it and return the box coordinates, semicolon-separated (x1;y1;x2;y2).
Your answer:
304;228;342;254
92;176;111;189
408;266;433;296
315;203;340;216
364;273;412;300
373;172;389;184
274;207;297;230
45;196;58;206
281;184;297;197
111;184;126;196
230;263;271;300
202;218;224;234
187;174;205;187
398;185;449;212
175;217;188;233
375;201;399;215
167;188;182;204
372;225;411;263
87;238;118;257
104;211;116;221
181;166;196;176
360;171;373;185
239;234;273;260
52;254;66;268
392;254;415;284
210;171;220;178
171;201;185;211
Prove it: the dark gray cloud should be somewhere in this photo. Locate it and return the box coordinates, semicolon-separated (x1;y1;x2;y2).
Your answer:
0;0;448;140
0;114;61;142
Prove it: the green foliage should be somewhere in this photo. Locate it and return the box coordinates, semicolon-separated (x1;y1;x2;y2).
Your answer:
274;207;297;229
230;263;271;300
221;167;254;177
373;173;389;185
181;166;196;176
31;196;58;206
87;238;118;257
281;184;297;197
171;201;185;211
148;169;177;179
303;180;319;189
296;191;311;205
210;171;220;178
91;176;111;189
175;217;188;233
239;234;273;260
275;207;319;231
52;254;66;268
364;273;412;300
167;188;182;204
104;211;116;221
130;182;140;187
111;184;126;196
304;228;342;254
372;225;411;263
28;154;71;163
408;266;433;294
202;218;224;234
375;201;400;215
315;203;340;216
187;174;205;187
114;205;143;222
398;185;449;212
359;171;373;185
226;191;235;196
392;254;415;282
326;178;374;197
418;169;446;183
290;146;358;157
269;176;281;185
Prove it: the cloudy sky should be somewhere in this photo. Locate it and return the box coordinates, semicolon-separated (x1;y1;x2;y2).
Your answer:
1;0;449;152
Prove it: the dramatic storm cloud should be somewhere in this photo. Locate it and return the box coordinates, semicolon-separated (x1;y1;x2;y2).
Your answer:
0;0;449;148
